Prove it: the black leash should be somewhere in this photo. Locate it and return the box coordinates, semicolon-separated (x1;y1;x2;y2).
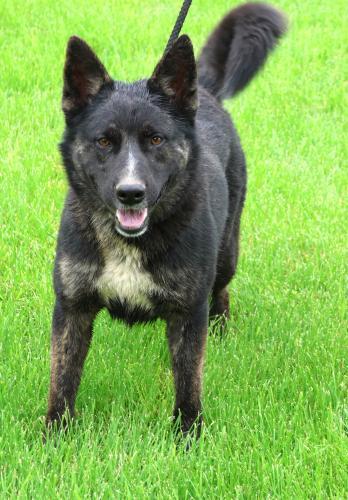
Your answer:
164;0;193;56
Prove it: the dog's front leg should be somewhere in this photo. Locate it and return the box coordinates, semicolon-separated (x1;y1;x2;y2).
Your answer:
46;300;98;427
166;301;208;436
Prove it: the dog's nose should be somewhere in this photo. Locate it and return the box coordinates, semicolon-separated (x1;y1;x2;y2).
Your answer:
116;183;145;206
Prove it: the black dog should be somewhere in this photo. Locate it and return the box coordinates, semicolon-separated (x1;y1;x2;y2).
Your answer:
46;3;286;435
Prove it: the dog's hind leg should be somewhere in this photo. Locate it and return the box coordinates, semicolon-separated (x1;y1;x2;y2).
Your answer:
210;216;242;332
210;275;232;333
210;287;230;321
46;300;98;428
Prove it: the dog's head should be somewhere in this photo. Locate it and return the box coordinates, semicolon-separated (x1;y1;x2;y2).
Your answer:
60;35;197;238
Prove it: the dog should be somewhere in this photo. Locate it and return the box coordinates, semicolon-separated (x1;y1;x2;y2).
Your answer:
46;2;286;436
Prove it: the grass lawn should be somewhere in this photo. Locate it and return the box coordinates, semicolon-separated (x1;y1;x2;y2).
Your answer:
0;0;347;497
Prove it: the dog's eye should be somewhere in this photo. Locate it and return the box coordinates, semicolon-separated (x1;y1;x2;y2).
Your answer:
97;137;111;148
150;135;163;146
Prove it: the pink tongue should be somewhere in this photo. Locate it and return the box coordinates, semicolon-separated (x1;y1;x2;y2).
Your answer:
116;208;148;230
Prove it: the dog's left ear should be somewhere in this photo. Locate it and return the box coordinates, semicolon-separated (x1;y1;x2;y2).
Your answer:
149;35;197;117
62;36;112;118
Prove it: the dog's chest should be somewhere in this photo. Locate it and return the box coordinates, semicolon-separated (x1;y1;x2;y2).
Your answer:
96;245;161;310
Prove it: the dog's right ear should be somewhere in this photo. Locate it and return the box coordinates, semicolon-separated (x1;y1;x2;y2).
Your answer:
62;36;112;118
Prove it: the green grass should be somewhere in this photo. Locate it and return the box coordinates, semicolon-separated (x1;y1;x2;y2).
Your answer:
0;0;347;497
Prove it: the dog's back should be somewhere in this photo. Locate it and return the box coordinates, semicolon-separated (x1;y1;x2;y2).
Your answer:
195;2;286;318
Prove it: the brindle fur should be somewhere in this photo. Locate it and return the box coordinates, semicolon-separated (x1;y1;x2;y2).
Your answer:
46;3;286;436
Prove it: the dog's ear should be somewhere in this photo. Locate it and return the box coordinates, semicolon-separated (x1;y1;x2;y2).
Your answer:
149;35;197;117
62;36;112;118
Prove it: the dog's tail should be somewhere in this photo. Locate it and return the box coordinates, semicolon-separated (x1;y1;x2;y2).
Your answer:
197;2;287;101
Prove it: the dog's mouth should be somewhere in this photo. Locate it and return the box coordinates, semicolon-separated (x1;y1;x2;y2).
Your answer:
115;207;148;237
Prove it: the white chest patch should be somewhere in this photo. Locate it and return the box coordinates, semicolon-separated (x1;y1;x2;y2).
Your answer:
96;244;162;310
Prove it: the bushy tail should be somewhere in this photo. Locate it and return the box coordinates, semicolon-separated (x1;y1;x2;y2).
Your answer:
197;2;287;101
